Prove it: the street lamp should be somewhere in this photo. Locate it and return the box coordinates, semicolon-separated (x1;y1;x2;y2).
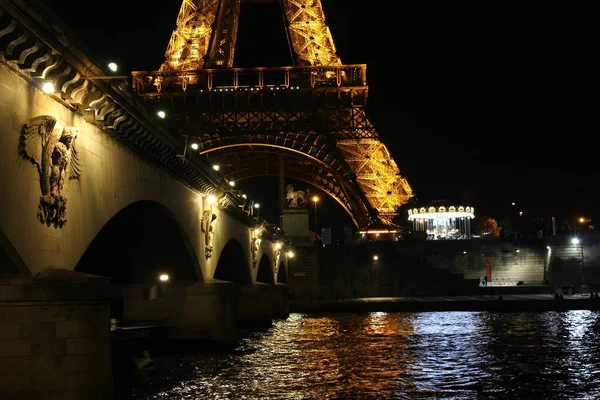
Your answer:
578;217;585;236
254;203;260;219
312;195;319;241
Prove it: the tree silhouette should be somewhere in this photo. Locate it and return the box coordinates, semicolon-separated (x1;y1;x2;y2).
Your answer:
477;216;501;238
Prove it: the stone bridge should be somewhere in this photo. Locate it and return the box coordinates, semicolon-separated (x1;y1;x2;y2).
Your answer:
0;1;292;397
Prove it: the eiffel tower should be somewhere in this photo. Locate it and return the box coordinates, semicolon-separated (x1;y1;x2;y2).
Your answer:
132;0;413;229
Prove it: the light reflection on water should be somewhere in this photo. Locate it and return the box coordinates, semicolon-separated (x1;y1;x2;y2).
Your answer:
121;311;600;399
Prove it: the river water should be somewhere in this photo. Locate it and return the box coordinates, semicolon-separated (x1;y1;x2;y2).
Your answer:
116;311;600;399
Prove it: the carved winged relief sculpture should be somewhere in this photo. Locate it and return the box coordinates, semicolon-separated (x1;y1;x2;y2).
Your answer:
20;115;81;228
273;247;281;276
201;209;217;259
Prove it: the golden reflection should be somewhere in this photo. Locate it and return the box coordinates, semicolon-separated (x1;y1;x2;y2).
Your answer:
292;313;420;398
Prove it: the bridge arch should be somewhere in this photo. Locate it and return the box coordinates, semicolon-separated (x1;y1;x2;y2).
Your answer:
276;261;287;284
256;253;274;285
199;140;352;179
200;142;373;227
75;200;201;283
0;228;28;278
214;239;251;284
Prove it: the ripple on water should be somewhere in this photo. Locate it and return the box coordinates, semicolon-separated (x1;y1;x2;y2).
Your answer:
119;310;600;400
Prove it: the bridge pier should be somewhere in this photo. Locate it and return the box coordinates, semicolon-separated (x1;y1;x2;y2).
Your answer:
238;283;273;327
272;283;290;319
0;269;113;399
121;282;239;343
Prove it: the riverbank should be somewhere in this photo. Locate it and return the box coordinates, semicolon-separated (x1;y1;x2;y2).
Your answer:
290;293;600;313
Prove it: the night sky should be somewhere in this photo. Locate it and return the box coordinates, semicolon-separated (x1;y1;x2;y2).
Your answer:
45;0;599;229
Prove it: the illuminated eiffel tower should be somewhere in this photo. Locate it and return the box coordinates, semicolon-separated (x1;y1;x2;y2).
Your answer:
132;0;413;228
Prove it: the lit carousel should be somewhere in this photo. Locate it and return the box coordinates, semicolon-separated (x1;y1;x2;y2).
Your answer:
408;206;475;239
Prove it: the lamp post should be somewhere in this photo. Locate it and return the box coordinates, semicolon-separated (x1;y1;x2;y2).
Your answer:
254;203;260;219
312;196;319;242
577;217;585;236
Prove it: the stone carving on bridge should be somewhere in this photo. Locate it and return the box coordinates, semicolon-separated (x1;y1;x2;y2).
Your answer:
285;184;309;208
201;209;217;259
20;115;81;229
273;242;282;276
251;237;261;269
251;227;262;268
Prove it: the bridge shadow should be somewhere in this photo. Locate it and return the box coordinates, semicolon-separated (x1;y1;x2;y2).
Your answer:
74;201;204;392
75;200;201;318
256;254;274;285
214;239;251;284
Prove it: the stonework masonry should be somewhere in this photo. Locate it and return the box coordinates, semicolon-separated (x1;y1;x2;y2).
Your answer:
0;270;113;400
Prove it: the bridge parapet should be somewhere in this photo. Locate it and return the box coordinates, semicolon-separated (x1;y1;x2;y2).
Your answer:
0;0;246;209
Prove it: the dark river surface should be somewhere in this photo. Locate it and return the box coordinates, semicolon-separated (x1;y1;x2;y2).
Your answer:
115;311;600;399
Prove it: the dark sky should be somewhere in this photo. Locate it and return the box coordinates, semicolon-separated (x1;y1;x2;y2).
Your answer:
45;0;599;227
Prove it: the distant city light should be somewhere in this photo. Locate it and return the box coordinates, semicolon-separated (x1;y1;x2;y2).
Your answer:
157;110;166;118
571;238;580;245
373;255;379;261
108;62;118;72
159;273;169;282
190;143;199;150
212;164;220;171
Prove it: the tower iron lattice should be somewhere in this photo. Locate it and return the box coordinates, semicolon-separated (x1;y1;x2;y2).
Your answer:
132;0;413;228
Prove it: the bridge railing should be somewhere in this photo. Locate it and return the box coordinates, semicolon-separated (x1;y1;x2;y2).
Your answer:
131;64;367;96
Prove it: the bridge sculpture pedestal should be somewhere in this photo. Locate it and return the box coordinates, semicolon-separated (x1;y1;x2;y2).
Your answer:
238;283;273;327
281;209;311;246
0;269;113;399
122;282;239;343
272;283;290;319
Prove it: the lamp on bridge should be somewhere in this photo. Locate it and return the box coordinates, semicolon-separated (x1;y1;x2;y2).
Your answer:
37;61;128;121
178;135;198;160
